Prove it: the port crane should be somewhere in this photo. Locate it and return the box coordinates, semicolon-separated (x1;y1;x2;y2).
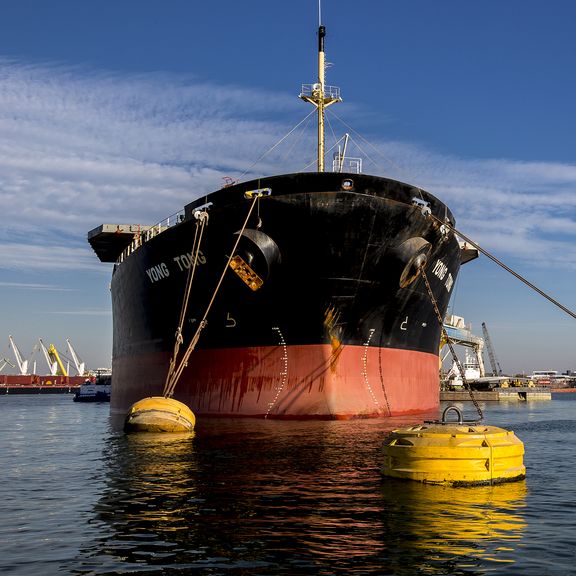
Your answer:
481;322;503;376
0;358;15;372
8;335;29;375
66;339;86;376
39;339;68;376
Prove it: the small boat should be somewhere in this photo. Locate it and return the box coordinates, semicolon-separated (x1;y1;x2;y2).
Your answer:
73;369;112;402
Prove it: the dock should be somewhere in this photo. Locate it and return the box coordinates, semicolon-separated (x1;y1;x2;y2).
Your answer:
0;374;84;395
441;386;552;402
1;385;79;395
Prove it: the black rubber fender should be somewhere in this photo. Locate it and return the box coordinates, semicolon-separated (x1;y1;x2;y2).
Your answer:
390;236;431;288
233;228;281;281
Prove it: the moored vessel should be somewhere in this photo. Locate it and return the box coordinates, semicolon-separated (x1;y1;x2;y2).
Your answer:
89;20;477;419
73;369;112;402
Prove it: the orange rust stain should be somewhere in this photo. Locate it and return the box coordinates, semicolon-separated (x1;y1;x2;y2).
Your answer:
324;306;343;371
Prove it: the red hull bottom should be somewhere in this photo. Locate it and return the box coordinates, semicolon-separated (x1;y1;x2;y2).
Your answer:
112;345;440;419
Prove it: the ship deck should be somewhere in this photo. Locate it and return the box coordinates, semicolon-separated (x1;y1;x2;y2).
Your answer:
88;224;153;263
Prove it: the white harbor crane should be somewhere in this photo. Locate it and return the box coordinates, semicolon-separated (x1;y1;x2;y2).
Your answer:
66;339;86;376
8;335;29;375
38;339;69;376
39;338;58;376
441;315;486;377
0;358;15;372
481;322;503;376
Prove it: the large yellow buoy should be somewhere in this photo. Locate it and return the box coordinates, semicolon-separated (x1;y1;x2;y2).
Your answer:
382;408;525;486
124;396;196;433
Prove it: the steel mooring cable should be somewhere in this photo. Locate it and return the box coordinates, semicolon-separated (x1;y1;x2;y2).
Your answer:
430;214;576;321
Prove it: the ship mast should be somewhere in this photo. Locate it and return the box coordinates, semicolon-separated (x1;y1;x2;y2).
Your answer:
299;21;341;172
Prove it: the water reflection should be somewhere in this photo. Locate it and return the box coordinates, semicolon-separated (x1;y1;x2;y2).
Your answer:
380;478;527;574
80;419;528;574
90;432;200;571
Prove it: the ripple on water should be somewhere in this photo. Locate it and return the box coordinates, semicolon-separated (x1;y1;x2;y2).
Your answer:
1;396;575;574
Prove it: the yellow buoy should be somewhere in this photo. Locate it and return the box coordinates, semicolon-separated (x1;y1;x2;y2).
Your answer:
382;408;525;486
124;396;196;433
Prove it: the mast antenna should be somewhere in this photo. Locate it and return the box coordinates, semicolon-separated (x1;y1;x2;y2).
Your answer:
299;12;341;172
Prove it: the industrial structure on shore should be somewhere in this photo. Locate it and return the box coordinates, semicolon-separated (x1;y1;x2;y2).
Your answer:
440;316;575;390
1;336;106;390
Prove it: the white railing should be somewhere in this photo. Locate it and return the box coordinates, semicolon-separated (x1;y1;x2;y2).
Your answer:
116;209;185;264
299;84;341;100
332;154;363;174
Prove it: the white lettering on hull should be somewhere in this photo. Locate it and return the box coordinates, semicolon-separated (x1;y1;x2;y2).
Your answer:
431;259;454;293
145;263;170;283
432;259;448;280
173;250;206;271
145;251;207;284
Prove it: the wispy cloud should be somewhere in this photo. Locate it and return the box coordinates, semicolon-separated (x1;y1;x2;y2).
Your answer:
356;142;576;270
0;59;303;272
0;57;575;275
0;242;110;273
43;308;111;316
0;281;76;291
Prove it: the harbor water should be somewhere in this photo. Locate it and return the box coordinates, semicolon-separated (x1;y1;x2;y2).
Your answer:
1;394;575;575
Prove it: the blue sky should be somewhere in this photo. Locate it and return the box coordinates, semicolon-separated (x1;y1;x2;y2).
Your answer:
0;0;574;376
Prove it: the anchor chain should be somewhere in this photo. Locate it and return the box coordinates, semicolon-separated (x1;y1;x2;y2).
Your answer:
420;267;484;422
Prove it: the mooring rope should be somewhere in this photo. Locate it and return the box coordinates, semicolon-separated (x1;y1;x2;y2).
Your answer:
164;210;209;394
163;194;262;398
429;214;576;321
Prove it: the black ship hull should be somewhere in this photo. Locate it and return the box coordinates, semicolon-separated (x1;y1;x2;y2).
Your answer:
96;172;464;418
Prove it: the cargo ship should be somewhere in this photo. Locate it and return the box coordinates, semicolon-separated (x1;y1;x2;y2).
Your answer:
1;337;88;393
0;374;85;394
89;23;477;419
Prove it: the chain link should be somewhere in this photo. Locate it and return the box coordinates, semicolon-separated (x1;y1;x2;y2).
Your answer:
420;268;484;422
